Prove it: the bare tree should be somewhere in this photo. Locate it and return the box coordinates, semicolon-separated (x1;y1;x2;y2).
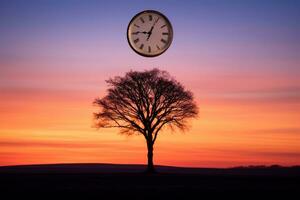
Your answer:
94;69;198;173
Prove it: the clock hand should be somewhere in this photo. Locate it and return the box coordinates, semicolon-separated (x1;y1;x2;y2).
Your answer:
146;17;160;41
132;31;148;35
146;27;154;40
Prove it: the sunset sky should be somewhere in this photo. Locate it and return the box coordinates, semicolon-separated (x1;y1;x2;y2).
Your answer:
0;0;299;167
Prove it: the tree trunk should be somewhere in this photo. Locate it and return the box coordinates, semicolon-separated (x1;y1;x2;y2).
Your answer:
146;141;155;173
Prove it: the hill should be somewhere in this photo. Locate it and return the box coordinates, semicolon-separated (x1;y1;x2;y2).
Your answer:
0;163;299;199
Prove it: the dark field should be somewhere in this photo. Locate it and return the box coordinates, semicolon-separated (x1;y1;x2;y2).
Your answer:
1;164;299;199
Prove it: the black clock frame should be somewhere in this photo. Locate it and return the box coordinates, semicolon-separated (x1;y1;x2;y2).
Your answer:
127;10;173;57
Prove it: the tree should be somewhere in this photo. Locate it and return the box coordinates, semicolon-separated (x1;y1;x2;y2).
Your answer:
93;69;198;173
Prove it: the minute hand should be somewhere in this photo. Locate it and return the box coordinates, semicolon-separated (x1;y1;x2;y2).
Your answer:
147;17;160;41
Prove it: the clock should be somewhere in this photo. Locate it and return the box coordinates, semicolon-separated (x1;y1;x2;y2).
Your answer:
127;10;173;57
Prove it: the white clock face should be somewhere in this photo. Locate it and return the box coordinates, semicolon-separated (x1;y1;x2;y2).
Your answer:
127;10;173;57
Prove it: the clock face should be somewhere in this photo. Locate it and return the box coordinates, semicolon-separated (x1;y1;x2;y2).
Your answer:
127;10;173;57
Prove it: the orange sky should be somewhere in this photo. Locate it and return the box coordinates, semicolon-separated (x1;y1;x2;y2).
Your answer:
0;73;299;167
0;1;299;167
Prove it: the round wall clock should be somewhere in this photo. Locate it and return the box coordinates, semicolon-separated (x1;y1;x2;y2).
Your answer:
127;10;173;57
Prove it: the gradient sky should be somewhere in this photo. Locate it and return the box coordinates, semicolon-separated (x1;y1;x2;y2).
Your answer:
0;0;299;167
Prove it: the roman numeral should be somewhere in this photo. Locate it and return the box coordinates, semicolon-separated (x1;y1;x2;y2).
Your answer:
160;24;167;29
156;45;160;50
134;24;140;28
140;17;145;23
134;38;139;43
162;32;169;35
149;15;152;21
161;39;167;44
148;46;151;53
139;44;144;50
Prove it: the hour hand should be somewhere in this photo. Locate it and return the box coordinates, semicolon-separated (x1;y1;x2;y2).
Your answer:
132;31;148;35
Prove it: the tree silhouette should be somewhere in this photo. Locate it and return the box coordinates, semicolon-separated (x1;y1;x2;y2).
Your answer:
94;69;198;173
